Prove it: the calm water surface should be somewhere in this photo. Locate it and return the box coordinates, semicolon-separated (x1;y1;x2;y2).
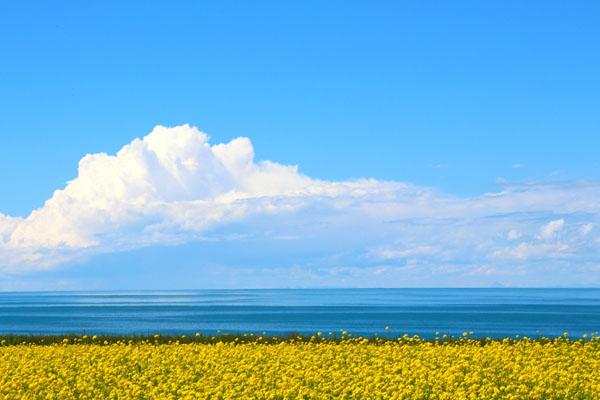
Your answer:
0;289;598;338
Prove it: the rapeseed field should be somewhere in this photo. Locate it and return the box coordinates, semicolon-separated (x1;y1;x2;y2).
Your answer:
0;335;598;399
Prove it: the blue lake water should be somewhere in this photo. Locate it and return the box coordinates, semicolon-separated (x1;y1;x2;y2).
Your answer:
0;289;598;338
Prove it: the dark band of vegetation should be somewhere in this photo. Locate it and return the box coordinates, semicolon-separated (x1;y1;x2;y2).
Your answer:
1;331;598;346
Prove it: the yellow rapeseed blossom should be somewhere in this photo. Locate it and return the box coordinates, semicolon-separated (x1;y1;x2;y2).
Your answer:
0;336;598;399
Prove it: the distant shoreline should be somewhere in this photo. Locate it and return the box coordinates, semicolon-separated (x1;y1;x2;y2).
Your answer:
2;287;600;294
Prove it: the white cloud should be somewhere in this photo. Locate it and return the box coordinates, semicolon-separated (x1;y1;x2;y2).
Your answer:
539;219;565;240
0;214;21;242
492;242;570;260
580;223;594;236
0;125;403;270
1;124;600;280
507;229;522;241
371;246;437;260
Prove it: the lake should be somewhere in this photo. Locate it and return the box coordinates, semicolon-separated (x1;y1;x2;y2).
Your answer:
0;288;598;338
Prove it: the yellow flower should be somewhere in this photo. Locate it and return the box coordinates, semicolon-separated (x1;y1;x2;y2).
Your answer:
0;335;597;399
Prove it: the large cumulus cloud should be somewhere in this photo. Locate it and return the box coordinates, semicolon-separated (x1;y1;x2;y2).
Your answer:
0;124;599;284
0;125;409;270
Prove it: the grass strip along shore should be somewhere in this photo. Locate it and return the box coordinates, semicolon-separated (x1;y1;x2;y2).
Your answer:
0;333;598;399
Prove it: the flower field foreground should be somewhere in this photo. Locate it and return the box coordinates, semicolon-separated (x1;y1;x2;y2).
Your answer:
0;336;599;399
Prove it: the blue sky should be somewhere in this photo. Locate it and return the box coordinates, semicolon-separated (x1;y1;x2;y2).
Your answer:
0;1;599;289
